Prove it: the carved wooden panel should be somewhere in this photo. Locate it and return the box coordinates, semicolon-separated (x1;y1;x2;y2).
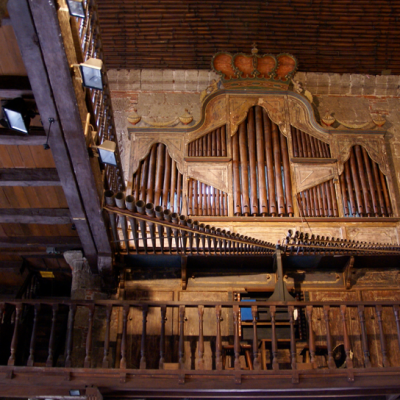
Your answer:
187;162;230;193
297;179;338;217
339;145;392;217
346;227;397;244
293;164;336;193
187;178;228;216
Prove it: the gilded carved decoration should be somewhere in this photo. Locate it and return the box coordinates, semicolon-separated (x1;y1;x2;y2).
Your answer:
257;96;288;136
131;133;184;175
229;96;258;136
187;96;227;143
335;135;389;176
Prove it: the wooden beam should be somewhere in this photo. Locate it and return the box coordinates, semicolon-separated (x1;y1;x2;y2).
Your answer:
0;168;60;186
0;236;81;248
0;75;32;97
0;127;47;145
27;0;112;268
0;208;70;224
8;0;98;270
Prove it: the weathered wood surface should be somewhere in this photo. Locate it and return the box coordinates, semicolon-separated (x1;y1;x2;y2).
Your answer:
0;208;70;224
0;168;60;186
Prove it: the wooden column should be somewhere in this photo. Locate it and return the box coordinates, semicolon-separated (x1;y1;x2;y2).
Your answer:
306;306;317;369
8;304;22;366
270;306;279;370
178;305;185;369
233;305;241;370
102;305;112;368
323;306;336;369
65;304;77;368
120;305;129;369
27;304;40;367
340;305;353;369
357;305;371;368
84;305;95;368
376;305;389;367
159;305;167;369
215;305;222;370
288;306;297;370
197;306;204;370
251;305;260;370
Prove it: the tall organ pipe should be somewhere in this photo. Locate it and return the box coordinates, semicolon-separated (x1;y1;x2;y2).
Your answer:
280;131;294;216
272;123;285;216
255;106;268;215
238;121;250;215
247;108;259;215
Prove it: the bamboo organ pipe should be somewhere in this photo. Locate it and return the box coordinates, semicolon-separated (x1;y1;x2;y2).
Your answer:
379;170;392;215
170;160;177;212
372;161;387;216
162;147;171;209
255;106;268;215
238;121;250;215
154;143;165;207
272;122;285;216
221;125;227;157
354;145;372;216
361;147;379;216
280;132;293;216
349;147;365;215
146;144;157;204
263;109;277;216
247;108;259;215
344;161;357;216
232;131;241;215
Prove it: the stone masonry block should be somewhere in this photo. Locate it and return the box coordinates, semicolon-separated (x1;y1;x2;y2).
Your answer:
362;75;377;96
173;69;186;91
374;75;389;96
141;69;163;91
349;74;365;96
386;76;400;96
185;70;200;91
162;69;174;91
327;73;342;95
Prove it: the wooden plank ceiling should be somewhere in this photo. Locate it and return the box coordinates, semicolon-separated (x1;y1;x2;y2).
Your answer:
97;0;400;74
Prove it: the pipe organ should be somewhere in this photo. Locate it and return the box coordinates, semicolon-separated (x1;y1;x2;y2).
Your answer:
232;106;293;217
339;145;392;217
291;127;331;158
132;143;183;214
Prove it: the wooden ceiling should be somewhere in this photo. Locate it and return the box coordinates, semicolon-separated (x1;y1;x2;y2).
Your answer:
97;0;400;74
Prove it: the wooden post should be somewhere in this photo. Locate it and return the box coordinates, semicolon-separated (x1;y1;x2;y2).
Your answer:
357;305;371;368
140;305;148;369
288;306;297;370
84;305;94;368
27;304;40;367
120;305;129;369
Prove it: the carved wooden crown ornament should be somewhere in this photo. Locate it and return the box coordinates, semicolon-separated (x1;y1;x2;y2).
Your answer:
211;44;297;90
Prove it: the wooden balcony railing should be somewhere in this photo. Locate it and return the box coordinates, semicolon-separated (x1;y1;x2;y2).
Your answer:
0;299;400;375
71;0;124;192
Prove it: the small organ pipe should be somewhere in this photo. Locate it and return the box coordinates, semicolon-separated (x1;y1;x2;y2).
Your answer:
146;144;157;204
188;179;193;215
238;121;250;215
340;173;350;216
139;155;149;202
170;160;177;212
344;161;357;216
380;170;392;215
162;147;171;209
362;147;379;216
211;130;216;156
216;127;221;156
372;161;387;216
349;147;365;215
221;125;227;156
177;172;182;214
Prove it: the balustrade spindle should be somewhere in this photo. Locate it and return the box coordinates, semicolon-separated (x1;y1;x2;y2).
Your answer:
288;306;297;370
323;306;335;369
140;305;148;369
102;305;112;368
120;305;129;369
195;306;204;370
393;305;400;354
376;305;389;367
357;305;371;368
305;306;316;369
270;306;279;371
215;305;222;370
251;305;260;370
8;304;21;366
340;305;353;369
27;304;40;367
84;305;95;368
233;305;240;370
65;304;77;368
160;305;166;369
179;305;185;369
45;304;58;367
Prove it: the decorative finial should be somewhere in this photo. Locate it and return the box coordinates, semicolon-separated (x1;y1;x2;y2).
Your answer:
251;42;258;55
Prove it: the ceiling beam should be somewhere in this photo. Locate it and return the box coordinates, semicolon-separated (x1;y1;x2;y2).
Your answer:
0;127;47;145
8;0;98;270
0;75;32;97
28;0;112;270
0;168;60;186
0;236;81;248
0;208;71;224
